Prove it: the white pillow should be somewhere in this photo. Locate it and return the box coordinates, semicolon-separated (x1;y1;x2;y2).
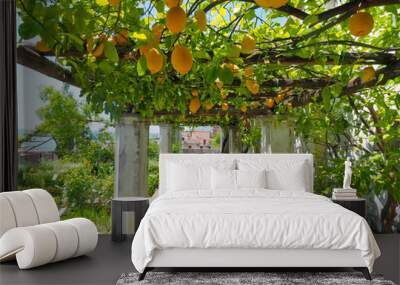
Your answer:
236;169;267;189
266;162;307;191
211;168;236;190
167;162;211;191
238;159;309;191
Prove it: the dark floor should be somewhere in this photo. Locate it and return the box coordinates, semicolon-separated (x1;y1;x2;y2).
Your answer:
0;235;134;285
1;234;398;285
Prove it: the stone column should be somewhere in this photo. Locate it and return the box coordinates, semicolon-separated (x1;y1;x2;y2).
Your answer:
228;124;242;153
259;117;272;153
220;127;230;153
114;113;149;198
159;123;173;153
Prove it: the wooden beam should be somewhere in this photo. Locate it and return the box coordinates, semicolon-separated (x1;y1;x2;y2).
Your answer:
16;45;80;87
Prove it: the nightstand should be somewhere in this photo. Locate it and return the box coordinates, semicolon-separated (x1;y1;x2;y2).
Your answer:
332;198;366;218
111;197;149;242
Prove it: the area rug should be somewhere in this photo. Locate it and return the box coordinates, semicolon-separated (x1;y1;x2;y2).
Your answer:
116;272;396;285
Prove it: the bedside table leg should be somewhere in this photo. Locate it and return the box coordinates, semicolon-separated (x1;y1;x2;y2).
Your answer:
112;202;123;242
134;202;148;233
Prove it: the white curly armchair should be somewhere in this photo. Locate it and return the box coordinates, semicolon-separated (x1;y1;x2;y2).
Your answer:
0;189;98;269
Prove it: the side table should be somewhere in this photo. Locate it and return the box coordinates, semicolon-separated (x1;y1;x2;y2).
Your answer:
332;198;366;218
112;197;149;242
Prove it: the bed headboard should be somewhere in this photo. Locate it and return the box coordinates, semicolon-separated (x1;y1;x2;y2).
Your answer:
159;154;314;194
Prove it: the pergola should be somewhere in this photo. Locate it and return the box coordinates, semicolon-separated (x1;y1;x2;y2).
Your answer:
16;0;400;197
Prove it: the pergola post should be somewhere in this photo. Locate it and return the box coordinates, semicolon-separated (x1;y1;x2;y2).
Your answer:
114;113;149;198
228;124;242;153
159;123;173;153
220;127;230;153
259;117;272;154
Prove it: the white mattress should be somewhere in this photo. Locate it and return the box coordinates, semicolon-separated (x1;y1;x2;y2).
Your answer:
131;190;380;273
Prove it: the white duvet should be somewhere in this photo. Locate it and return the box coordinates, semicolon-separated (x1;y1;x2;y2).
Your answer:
131;190;380;273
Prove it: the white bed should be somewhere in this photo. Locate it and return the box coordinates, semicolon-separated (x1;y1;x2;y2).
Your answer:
131;154;380;280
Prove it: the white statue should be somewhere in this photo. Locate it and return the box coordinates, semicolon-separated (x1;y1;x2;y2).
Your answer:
343;158;352;189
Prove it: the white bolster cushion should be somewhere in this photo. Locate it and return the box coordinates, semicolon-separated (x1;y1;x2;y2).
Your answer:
0;218;98;269
0;196;17;237
64;218;98;257
0;191;39;227
23;189;60;224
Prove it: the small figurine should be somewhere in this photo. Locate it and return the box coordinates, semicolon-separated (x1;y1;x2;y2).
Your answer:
343;157;352;189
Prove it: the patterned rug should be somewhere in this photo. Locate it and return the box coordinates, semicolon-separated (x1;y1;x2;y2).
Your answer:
116;271;396;285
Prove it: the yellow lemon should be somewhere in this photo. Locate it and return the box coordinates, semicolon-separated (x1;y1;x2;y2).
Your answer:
116;29;129;46
254;0;288;8
165;0;180;8
166;7;187;34
145;48;164;74
244;66;254;77
246;80;260;95
35;40;51;52
361;66;376;83
265;98;274;108
171;45;193;75
241;35;256;54
189;97;201;113
195;10;207;31
349;12;374;37
92;42;105;57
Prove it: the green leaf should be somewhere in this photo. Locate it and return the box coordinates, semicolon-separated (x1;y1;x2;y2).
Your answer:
98;61;114;75
18;21;41;39
104;42;119;63
205;66;218;83
137;56;147;76
218;67;233;85
322;87;331;110
303;15;318;25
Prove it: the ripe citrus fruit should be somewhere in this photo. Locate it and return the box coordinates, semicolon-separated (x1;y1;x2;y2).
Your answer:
205;101;214;110
116;29;129;45
276;94;284;103
139;44;153;55
241;35;256;54
171;45;193;75
254;0;288;8
222;102;229;111
215;79;224;89
92;42;105;57
35;40;51;52
165;0;180;8
244;66;253;77
349;12;374;37
191;89;199;97
152;24;164;40
265;98;274;108
145;48;164;74
166;7;187;34
195;10;207;31
361;67;375;83
246;80;260;95
109;0;120;7
189;97;201;113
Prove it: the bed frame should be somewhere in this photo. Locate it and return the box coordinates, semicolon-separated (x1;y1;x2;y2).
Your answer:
138;154;372;281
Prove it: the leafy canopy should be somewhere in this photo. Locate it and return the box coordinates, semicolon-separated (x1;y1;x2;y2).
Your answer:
17;0;400;124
